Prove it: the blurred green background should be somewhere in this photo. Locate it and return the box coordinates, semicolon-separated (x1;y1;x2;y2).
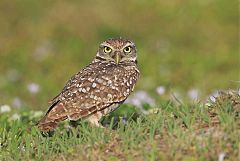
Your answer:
0;0;239;110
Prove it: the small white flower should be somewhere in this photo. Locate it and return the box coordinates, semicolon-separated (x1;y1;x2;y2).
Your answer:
125;90;155;114
188;88;200;100
27;83;40;94
208;91;220;103
29;111;43;120
33;111;43;118
238;88;240;96
11;113;21;120
156;86;166;95
209;96;216;103
218;152;225;161
0;105;11;113
205;102;211;107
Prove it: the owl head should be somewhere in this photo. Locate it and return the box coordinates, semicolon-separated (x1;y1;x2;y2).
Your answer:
96;38;137;64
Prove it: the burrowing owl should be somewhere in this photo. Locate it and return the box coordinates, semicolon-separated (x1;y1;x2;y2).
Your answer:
37;38;140;132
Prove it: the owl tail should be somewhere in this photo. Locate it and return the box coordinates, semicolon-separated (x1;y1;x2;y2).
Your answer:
37;102;68;132
37;116;59;132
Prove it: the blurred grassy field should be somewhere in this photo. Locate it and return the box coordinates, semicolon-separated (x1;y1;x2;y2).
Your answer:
0;0;239;109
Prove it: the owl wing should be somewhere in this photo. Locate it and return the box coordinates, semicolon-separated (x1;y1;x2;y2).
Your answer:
37;62;139;132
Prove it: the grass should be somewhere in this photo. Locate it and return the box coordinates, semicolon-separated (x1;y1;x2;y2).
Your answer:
0;91;239;161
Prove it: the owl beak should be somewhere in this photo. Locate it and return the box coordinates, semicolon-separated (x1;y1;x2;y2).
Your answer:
114;53;121;64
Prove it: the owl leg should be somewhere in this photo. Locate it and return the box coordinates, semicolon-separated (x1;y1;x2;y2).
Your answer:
87;111;104;128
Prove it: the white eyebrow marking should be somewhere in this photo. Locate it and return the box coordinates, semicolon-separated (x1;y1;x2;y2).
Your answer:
100;42;113;49
122;42;134;49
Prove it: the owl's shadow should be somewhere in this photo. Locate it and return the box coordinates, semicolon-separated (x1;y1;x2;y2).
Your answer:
100;112;140;129
70;111;141;130
40;111;141;137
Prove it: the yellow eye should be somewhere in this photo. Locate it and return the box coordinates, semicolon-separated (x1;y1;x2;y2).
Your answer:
104;46;112;53
123;46;132;53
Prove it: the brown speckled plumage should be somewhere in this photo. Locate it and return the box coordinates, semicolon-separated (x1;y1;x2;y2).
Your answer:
37;38;140;132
